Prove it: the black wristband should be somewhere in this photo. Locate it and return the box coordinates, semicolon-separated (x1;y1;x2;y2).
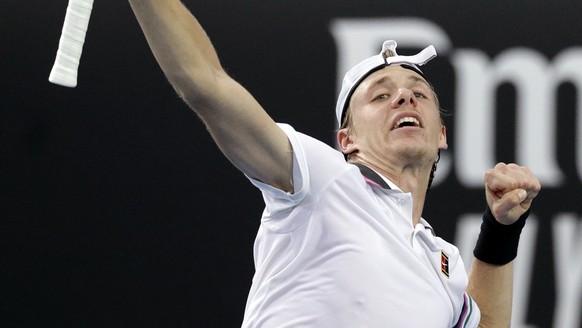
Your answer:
473;208;530;265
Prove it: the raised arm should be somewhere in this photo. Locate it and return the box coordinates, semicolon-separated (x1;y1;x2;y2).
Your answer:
128;0;293;191
467;163;541;327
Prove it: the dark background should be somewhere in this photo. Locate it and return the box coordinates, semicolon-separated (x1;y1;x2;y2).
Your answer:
2;1;581;327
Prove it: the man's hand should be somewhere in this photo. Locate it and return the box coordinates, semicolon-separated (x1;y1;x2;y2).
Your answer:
484;162;541;225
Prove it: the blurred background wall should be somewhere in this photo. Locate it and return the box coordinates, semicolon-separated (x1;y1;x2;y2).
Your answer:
2;1;581;327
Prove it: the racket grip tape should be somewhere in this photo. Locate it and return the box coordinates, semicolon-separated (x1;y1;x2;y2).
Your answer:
49;0;95;88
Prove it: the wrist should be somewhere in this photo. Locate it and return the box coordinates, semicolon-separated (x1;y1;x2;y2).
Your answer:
473;207;529;265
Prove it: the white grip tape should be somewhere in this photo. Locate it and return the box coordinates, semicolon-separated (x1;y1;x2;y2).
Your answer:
49;0;95;88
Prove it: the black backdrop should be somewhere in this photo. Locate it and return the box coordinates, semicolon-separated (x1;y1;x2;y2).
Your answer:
2;1;582;327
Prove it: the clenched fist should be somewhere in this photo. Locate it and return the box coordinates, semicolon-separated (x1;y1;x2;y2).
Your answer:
484;162;541;225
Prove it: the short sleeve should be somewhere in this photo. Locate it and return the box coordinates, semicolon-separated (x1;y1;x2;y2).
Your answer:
246;123;310;218
453;293;481;327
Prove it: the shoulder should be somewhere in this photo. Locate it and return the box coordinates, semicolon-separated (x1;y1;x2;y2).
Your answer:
277;123;345;165
262;123;354;198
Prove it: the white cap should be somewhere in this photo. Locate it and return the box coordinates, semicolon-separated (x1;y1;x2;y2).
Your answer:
335;40;437;126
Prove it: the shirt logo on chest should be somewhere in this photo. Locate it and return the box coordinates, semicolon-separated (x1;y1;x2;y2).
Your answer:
441;251;450;278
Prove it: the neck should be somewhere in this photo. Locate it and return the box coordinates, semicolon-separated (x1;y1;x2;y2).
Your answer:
352;157;433;226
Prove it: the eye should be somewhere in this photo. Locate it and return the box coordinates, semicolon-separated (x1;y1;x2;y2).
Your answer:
374;94;390;101
413;91;426;99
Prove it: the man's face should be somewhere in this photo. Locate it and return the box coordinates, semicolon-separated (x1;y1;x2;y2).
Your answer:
338;65;447;164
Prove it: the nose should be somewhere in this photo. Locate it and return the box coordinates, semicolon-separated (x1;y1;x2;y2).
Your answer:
391;88;416;109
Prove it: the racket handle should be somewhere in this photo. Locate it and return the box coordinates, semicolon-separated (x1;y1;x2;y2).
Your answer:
49;0;94;88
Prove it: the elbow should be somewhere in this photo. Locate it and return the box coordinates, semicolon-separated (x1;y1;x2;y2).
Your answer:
166;67;223;109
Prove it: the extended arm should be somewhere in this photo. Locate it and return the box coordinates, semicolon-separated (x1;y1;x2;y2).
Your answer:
128;0;293;191
467;163;541;327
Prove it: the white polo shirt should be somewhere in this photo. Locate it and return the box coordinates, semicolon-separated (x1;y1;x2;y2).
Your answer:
242;124;480;328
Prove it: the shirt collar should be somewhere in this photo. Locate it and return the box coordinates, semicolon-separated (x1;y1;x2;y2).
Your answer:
354;163;435;235
353;163;401;190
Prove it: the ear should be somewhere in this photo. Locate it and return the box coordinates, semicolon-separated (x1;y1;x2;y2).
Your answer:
338;128;358;155
438;124;448;150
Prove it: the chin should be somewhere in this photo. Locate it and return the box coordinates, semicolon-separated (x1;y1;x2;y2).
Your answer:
390;145;430;161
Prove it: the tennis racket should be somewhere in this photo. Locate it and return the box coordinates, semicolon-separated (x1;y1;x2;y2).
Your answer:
49;0;95;88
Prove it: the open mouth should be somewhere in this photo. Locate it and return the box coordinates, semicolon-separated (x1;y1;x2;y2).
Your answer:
393;117;421;129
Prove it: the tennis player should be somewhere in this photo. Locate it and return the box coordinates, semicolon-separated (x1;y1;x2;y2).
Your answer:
128;1;541;327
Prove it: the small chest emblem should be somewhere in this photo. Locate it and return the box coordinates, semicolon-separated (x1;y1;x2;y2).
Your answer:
441;251;450;278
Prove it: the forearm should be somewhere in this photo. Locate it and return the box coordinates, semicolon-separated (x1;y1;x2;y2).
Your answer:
128;0;222;103
469;163;540;327
467;259;513;327
466;208;524;327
